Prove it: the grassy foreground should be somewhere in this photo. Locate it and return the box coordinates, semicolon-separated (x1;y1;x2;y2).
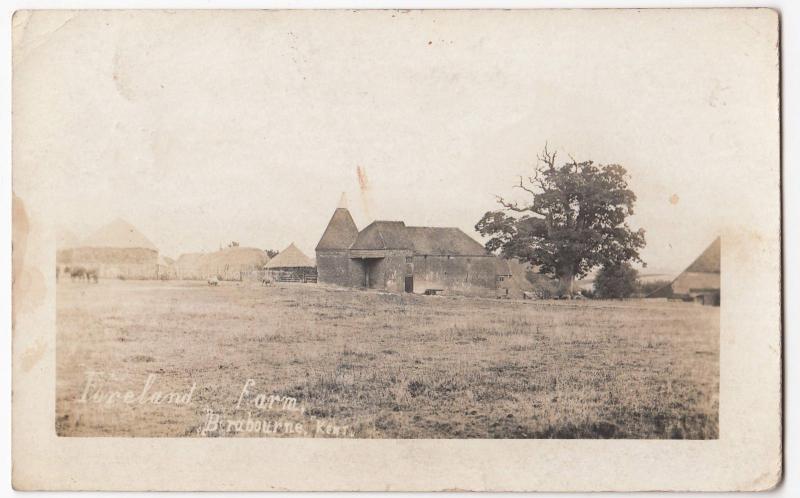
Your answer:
56;279;718;439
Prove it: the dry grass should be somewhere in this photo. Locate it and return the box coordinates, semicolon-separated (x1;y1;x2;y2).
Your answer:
56;280;718;439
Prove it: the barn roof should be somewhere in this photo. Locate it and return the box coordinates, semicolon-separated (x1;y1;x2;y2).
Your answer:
350;221;489;256
648;237;721;297
405;226;488;256
265;243;315;268
80;218;157;251
350;221;411;251
316;208;359;251
684;237;721;273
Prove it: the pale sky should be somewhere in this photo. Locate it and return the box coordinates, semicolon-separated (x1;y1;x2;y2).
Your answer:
13;9;779;275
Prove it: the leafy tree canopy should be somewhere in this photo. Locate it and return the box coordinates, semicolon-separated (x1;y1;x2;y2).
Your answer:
594;262;639;299
476;145;646;294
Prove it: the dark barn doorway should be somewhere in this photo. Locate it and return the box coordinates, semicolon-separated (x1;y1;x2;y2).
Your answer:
404;275;414;293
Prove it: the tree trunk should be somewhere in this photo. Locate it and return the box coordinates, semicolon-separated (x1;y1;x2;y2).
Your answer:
558;271;575;297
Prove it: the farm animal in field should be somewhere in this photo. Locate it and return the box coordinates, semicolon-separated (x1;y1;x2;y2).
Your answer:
207;276;219;286
69;266;87;281
261;276;272;286
86;268;99;283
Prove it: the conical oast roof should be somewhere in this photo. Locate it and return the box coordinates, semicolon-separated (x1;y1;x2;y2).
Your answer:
265;243;315;269
316;199;359;251
80;218;157;251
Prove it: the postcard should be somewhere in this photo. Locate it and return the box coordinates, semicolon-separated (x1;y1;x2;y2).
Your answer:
11;8;781;491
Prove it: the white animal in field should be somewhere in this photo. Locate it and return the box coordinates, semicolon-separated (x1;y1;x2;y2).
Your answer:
207;276;219;286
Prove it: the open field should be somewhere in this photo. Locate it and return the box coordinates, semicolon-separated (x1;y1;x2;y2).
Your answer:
56;279;718;439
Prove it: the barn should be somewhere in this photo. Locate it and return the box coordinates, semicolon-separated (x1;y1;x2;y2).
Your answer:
58;219;159;279
265;243;317;282
316;201;508;296
651;237;720;305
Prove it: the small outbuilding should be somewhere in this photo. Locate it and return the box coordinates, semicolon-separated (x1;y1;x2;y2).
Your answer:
265;243;317;283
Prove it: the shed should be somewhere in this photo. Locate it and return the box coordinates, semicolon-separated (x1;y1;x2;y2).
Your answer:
265;243;317;283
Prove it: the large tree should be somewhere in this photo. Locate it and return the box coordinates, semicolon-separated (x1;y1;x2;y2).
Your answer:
476;145;646;295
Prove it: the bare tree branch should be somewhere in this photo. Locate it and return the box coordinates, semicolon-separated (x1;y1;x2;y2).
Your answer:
495;196;530;213
567;153;578;165
537;143;557;171
514;176;537;197
531;169;547;190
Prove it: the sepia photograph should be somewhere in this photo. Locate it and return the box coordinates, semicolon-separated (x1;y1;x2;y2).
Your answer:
33;8;728;440
10;6;782;491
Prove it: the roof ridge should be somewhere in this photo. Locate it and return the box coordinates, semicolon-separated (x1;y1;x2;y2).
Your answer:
660;236;721;292
406;226;462;232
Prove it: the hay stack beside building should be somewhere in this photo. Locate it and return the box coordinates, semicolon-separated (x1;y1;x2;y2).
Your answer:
57;219;159;279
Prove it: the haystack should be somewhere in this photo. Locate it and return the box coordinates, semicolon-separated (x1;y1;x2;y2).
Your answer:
175;247;268;281
81;218;157;251
62;219;159;279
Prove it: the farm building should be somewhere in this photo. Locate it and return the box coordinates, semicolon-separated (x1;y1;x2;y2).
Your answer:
316;201;513;296
265;243;317;282
174;247;268;281
651;237;720;305
315;194;360;287
57;219;159;279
